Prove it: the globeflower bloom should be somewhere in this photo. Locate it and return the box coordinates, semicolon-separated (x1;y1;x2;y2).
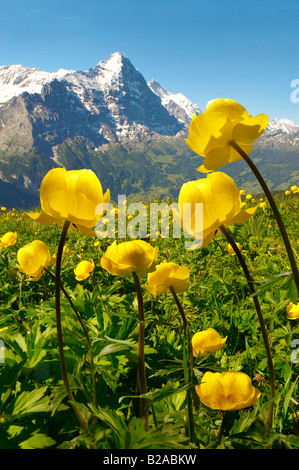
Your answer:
27;167;110;235
16;240;56;281
143;262;189;295
100;240;158;278
178;172;256;249
186;98;268;173
192;328;227;356
195;371;261;411
74;260;95;281
286;301;299;320
226;242;242;256
0;231;17;249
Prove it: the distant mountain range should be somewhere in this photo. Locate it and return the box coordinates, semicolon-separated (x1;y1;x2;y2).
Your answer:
0;52;298;209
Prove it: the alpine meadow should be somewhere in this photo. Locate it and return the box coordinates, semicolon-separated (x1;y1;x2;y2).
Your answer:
0;55;299;450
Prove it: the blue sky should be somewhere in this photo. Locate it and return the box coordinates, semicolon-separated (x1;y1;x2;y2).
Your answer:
1;0;298;123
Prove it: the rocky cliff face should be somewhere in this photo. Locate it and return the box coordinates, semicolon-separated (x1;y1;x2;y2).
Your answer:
0;52;187;152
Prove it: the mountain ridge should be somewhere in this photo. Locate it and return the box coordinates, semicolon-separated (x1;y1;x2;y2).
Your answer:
0;52;298;209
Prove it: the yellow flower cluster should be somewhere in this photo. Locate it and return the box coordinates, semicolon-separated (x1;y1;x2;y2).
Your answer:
285;185;299;196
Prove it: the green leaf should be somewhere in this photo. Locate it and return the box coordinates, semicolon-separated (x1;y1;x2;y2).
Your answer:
19;433;56;449
5;387;49;417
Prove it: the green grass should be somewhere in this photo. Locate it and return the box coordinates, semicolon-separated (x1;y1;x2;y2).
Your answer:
0;193;298;449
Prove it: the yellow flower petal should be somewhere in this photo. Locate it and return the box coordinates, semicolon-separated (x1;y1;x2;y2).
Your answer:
186;98;268;172
286;301;299;320
16;240;55;281
143;262;189;295
101;240;158;278
232;114;269;144
74;260;95;281
192;328;227;356
178;172;256;250
186;111;233;156
206;98;249;123
0;231;17;248
195;371;261;411
26;212;59;225
29;168;110;231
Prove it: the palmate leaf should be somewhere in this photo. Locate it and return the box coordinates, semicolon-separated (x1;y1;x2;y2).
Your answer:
0;362;24;410
19;432;56;449
126;416;192;449
5;386;49;418
3;324;54;370
86;404;192;449
87;403;130;448
119;382;191;405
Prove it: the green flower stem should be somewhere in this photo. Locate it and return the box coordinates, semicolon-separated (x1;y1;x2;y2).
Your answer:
230;140;299;296
169;286;195;443
219;224;275;430
45;268;97;407
55;220;88;431
132;271;149;427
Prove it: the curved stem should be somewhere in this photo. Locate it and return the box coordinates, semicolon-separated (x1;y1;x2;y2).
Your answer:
45;268;97;407
169;286;188;331
55;220;87;431
220;224;275;430
230;140;299;296
132;272;149;427
169;286;195;443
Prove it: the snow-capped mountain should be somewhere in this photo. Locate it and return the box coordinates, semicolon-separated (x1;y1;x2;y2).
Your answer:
0;64;74;105
266;118;299;134
0;52;196;145
258;118;299;148
148;79;201;124
0;51;201;199
0;52;297;208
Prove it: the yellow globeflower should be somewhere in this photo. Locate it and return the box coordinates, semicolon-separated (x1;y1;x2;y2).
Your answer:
239;189;245;195
226;242;242;255
74;260;95;281
246;194;253;200
143;262;189;295
195;371;261;411
286;301;299;320
290;185;298;192
178;172;257;249
16;240;56;281
0;231;17;249
27;168;110;236
285;190;291;196
259;201;266;208
186;98;268;173
101;240;158;278
192;328;227;356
